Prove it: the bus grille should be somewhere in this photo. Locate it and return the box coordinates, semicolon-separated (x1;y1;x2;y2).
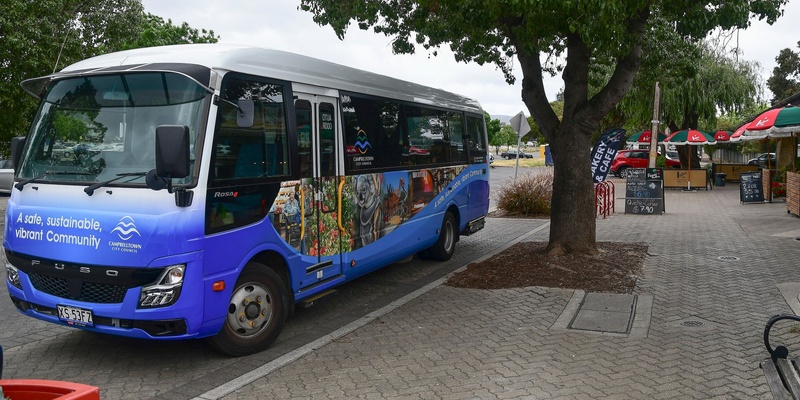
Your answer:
29;273;128;304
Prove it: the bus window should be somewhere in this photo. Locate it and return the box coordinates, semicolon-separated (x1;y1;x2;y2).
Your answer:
341;94;403;172
405;105;449;165
211;75;290;181
318;102;336;177
296;100;312;178
466;115;487;164
207;74;291;232
447;112;467;163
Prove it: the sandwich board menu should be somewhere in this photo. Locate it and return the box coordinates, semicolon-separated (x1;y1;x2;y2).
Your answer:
624;168;664;214
739;171;764;203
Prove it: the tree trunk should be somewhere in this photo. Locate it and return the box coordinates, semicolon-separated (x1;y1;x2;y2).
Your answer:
546;122;598;256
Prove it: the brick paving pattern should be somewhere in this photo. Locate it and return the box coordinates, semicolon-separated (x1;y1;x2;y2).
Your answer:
3;182;799;399
221;184;797;399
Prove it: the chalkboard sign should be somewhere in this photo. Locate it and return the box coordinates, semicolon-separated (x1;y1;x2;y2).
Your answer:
625;168;664;214
739;172;764;203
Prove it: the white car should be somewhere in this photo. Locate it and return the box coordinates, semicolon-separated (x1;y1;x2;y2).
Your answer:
0;159;14;195
488;153;495;168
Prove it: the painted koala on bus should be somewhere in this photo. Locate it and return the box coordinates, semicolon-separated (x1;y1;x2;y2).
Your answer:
355;174;382;248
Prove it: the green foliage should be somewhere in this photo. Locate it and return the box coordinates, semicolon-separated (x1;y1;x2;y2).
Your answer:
496;170;553;217
485;111;501;146
617;36;761;132
490;125;518;151
767;44;800;104
738;139;775;155
656;155;667;168
121;13;219;49
0;1;218;158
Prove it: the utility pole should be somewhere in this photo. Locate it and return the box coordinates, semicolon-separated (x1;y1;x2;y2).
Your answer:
648;82;661;168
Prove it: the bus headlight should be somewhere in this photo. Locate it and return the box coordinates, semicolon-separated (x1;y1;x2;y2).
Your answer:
139;265;185;308
6;261;22;289
6;262;21;289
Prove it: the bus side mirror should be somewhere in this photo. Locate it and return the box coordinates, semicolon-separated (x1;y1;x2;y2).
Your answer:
155;125;190;179
11;136;25;170
151;125;193;207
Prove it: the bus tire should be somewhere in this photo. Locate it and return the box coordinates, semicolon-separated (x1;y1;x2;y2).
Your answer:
207;263;288;357
428;211;457;261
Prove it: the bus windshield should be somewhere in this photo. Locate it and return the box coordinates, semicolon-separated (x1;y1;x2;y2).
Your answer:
18;72;209;186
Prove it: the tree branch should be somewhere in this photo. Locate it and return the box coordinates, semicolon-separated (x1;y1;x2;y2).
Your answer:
517;47;560;141
585;6;650;123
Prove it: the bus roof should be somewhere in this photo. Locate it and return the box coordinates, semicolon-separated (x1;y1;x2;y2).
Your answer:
53;44;484;115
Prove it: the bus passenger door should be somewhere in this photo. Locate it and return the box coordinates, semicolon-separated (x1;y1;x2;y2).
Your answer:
295;94;343;288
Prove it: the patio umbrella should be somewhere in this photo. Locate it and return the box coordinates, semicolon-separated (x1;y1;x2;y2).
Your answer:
742;105;800;139
730;125;747;142
627;130;667;144
664;129;717;145
713;130;732;142
767;105;800;137
664;129;716;191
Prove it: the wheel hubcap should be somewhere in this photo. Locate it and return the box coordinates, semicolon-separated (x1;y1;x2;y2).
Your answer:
444;219;454;252
227;283;274;337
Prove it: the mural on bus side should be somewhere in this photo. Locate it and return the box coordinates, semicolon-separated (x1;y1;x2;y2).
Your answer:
266;166;466;256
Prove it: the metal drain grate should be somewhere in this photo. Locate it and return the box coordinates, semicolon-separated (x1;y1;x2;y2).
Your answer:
717;256;740;261
682;320;705;327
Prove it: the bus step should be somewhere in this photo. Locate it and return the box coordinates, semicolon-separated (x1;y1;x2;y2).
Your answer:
464;217;486;235
301;289;338;308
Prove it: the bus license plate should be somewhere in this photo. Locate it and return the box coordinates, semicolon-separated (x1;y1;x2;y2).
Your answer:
57;305;93;327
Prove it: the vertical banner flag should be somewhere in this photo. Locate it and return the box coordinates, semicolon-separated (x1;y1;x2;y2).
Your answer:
591;128;626;183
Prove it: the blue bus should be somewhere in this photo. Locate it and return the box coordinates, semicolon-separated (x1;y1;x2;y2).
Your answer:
5;44;489;356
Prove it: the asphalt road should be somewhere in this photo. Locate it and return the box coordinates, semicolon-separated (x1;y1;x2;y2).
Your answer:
0;166;537;399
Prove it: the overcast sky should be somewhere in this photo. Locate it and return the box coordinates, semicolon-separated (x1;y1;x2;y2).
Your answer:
140;1;800;119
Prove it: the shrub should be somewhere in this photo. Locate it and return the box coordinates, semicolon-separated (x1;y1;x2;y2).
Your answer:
496;170;553;216
772;182;786;197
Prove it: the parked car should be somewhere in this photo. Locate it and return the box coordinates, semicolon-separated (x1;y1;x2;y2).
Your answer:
665;150;679;161
747;153;777;167
611;149;680;177
488;153;495;168
0;159;14;195
500;149;533;159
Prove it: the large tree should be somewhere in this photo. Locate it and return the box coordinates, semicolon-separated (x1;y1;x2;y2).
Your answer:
767;42;800;104
300;0;785;256
0;1;219;157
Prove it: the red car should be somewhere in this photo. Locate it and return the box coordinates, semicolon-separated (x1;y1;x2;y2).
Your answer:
611;149;680;177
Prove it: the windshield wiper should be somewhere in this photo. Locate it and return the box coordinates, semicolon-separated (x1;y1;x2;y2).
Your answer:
84;172;148;196
15;171;93;191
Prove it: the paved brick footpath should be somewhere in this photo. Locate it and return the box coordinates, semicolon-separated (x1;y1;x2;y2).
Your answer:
220;183;800;399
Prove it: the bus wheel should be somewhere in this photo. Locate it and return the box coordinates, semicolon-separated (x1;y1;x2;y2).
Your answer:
428;211;457;261
207;263;288;357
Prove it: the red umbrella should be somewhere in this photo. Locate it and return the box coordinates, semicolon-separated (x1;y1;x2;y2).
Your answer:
742;108;780;139
742;105;800;139
730;125;746;142
664;129;716;145
713;130;732;142
664;129;715;191
627;130;667;143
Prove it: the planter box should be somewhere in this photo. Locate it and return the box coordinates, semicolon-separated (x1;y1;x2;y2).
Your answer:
0;379;99;400
788;172;800;217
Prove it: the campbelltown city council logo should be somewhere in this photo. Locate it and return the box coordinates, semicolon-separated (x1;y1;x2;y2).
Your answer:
109;216;143;253
354;130;372;154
